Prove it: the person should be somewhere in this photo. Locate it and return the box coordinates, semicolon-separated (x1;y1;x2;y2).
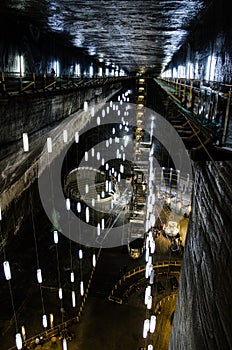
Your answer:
51;68;55;78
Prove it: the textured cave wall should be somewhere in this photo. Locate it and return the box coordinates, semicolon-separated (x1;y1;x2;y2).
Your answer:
164;0;232;83
0;81;122;160
0;5;95;75
169;161;232;350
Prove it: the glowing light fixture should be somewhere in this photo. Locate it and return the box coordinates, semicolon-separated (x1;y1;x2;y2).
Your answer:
85;184;89;193
23;133;29;152
50;313;54;328
147;295;152;309
70;272;74;283
37;269;42;284
85;152;88;161
53;230;59;244
80;281;84;296
149;315;156;333
79;249;83;259
47;137;52;153
77;202;81;213
15;333;23;350
3;261;11;280
63;130;68;143
72;290;76;307
63;338;68;350
66;198;71;211
21;325;26;341
92;254;96;267
85;207;90;223
143;319;150;338
58;288;63;299
42;314;47;328
75;131;79;143
84;101;88;111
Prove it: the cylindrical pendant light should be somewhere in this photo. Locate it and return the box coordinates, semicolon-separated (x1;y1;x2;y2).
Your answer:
79;249;83;259
72;290;76;307
63;130;68;143
37;269;42;284
85;207;89;223
66;198;71;211
80;281;84;296
92;254;96;267
58;288;63;300
42;314;47;328
3;261;11;280
15;333;23;350
47;137;52;153
70;271;74;283
53;230;58;244
22;133;29;152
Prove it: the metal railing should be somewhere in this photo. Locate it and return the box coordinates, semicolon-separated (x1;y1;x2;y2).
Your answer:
0;72;131;98
157;77;232;148
108;260;181;303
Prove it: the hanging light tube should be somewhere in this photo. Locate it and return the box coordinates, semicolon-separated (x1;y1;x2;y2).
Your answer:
15;333;23;350
58;288;63;300
50;313;54;328
84;101;88;111
142;319;150;338
21;325;26;341
53;230;58;244
149;315;156;333
79;249;83;259
92;254;96;267
23;133;29;152
85;152;88;161
3;261;11;280
37;269;42;284
47;137;52;153
63;338;68;350
147;295;152;309
75;131;79;143
101;218;105;230
63;130;68;143
70;271;74;283
77;202;81;213
97;223;101;236
80;281;84;296
66;198;71;211
72;290;76;307
85;207;89;223
42;314;47;328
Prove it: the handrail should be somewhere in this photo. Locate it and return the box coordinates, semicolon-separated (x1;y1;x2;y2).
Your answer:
0;72;131;98
156;77;232;148
109;260;181;301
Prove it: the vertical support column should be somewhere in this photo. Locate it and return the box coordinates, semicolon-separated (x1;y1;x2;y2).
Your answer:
1;71;6;95
222;87;231;145
182;79;186;104
32;72;36;90
189;80;193;109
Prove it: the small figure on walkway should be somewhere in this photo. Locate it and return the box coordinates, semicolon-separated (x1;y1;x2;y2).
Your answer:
50;68;55;78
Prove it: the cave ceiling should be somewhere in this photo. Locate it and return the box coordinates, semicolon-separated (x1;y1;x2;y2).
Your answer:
1;0;212;75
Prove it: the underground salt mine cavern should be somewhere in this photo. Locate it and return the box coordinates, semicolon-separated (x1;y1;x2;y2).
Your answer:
0;0;232;349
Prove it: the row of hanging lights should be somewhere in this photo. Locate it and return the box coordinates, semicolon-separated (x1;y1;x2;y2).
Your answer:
14;89;134;348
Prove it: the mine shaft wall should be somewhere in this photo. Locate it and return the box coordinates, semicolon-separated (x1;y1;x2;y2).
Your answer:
169;161;232;350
